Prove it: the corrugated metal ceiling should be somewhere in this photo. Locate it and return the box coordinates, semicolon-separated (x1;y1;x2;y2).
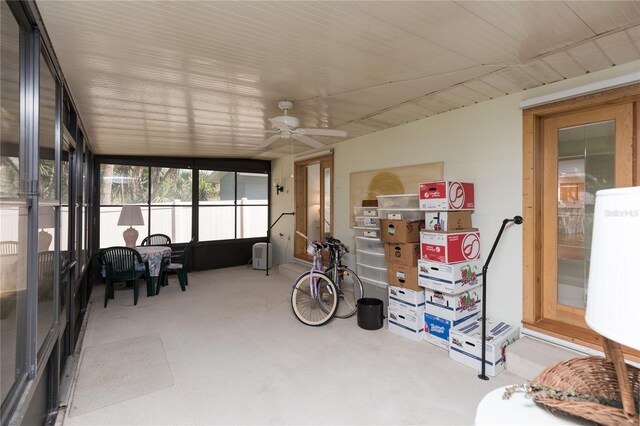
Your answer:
36;1;640;159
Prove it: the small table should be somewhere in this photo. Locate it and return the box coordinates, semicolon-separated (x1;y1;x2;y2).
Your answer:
135;246;171;296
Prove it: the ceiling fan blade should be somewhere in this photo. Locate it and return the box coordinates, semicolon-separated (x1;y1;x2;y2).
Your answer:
293;134;324;148
257;134;282;148
298;128;347;138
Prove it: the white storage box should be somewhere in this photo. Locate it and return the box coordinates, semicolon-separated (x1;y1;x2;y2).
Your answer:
424;287;482;321
449;317;520;377
388;286;425;309
377;208;423;221
423;311;478;350
353;227;380;239
419;181;475;211
356;263;387;284
376;194;420;209
355;236;385;253
355;216;380;228
355;249;387;268
353;206;378;217
420;230;481;264
418;259;483;294
388;304;425;342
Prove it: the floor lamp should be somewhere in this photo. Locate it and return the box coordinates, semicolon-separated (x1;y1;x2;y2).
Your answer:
478;215;523;381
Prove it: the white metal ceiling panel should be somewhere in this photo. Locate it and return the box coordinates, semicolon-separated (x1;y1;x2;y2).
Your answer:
35;1;640;158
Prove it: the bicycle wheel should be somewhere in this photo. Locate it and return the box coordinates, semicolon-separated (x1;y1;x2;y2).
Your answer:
332;266;364;318
291;271;339;326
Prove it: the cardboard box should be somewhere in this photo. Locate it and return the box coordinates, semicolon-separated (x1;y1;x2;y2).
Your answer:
387;264;420;292
388;304;424;342
424;287;482;321
418;259;483;294
388;285;425;309
419;181;475;211
385;242;421;266
449;317;520;377
424;211;472;231
423;312;478;350
380;219;422;243
420;230;481;264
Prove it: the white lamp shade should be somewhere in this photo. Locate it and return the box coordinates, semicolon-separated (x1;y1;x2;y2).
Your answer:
117;205;144;226
585;186;640;351
38;206;55;229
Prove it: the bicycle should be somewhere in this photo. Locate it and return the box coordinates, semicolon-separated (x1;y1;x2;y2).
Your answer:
324;236;364;319
290;232;339;326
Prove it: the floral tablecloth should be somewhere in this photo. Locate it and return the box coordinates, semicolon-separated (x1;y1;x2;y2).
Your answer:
135;246;171;277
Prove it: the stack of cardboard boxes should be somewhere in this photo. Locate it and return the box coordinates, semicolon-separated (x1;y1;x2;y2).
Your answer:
417;181;483;350
376;194;425;341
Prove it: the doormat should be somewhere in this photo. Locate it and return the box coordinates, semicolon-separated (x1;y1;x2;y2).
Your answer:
69;334;173;417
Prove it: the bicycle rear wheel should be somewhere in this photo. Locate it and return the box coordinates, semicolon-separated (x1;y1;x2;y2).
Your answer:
331;266;364;318
291;272;339;326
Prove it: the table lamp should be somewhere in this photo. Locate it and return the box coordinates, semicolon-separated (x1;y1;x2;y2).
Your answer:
117;205;144;248
38;206;55;252
585;186;640;421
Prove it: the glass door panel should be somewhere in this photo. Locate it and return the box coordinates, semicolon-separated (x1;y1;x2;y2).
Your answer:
556;121;615;309
542;104;633;327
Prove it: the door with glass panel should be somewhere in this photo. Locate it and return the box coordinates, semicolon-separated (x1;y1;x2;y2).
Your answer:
294;155;333;262
542;104;633;328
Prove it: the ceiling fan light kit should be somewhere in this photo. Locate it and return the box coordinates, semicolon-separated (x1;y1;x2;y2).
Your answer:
260;100;347;149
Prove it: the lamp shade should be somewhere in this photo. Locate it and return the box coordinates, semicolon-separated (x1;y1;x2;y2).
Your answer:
585;186;640;351
38;206;55;229
117;205;144;226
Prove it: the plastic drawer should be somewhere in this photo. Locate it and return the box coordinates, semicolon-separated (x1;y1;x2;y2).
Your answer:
353;207;378;217
357;263;388;284
355;216;380;228
376;194;420;209
356;249;387;268
353;227;380;238
377;208;423;220
355;236;385;253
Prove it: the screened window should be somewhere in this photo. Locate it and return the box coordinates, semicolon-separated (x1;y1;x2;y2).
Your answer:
199;170;234;241
149;167;192;243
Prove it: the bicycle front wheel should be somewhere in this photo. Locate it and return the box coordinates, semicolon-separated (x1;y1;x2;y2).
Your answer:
332;266;364;318
291;272;339;326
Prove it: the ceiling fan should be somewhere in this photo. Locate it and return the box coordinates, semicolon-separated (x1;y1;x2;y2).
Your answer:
259;100;347;148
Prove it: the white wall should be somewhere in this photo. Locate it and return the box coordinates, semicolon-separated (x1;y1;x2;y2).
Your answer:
270;61;640;326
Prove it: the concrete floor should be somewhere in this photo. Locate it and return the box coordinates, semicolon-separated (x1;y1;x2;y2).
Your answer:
63;266;524;425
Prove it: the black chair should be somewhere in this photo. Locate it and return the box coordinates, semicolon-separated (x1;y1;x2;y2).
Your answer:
157;238;195;294
140;234;171;246
99;246;150;307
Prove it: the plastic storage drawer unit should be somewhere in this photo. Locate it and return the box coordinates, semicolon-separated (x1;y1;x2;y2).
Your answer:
355;249;387;268
355;236;385;253
356;263;388;285
376;194;420;209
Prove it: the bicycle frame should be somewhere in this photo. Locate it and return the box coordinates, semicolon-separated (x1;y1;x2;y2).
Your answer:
291;240;325;300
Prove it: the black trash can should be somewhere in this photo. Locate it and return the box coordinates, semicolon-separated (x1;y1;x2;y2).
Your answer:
357;298;384;330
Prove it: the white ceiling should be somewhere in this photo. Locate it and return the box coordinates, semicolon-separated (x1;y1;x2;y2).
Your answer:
36;1;640;160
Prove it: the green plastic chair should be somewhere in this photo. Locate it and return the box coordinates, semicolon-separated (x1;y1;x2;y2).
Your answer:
140;233;171;246
99;246;150;307
156;238;195;294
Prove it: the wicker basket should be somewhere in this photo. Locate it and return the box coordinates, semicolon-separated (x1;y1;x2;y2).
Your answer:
531;356;639;426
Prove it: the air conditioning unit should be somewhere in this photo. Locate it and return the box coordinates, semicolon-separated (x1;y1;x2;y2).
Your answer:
252;242;272;270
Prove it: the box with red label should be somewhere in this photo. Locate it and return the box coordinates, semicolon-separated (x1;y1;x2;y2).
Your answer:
419;181;475;211
387;264;420;292
420;230;481;264
449;317;520;376
418;259;483;294
380;219;422;244
424;287;482;321
424;211;472;231
384;242;420;266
